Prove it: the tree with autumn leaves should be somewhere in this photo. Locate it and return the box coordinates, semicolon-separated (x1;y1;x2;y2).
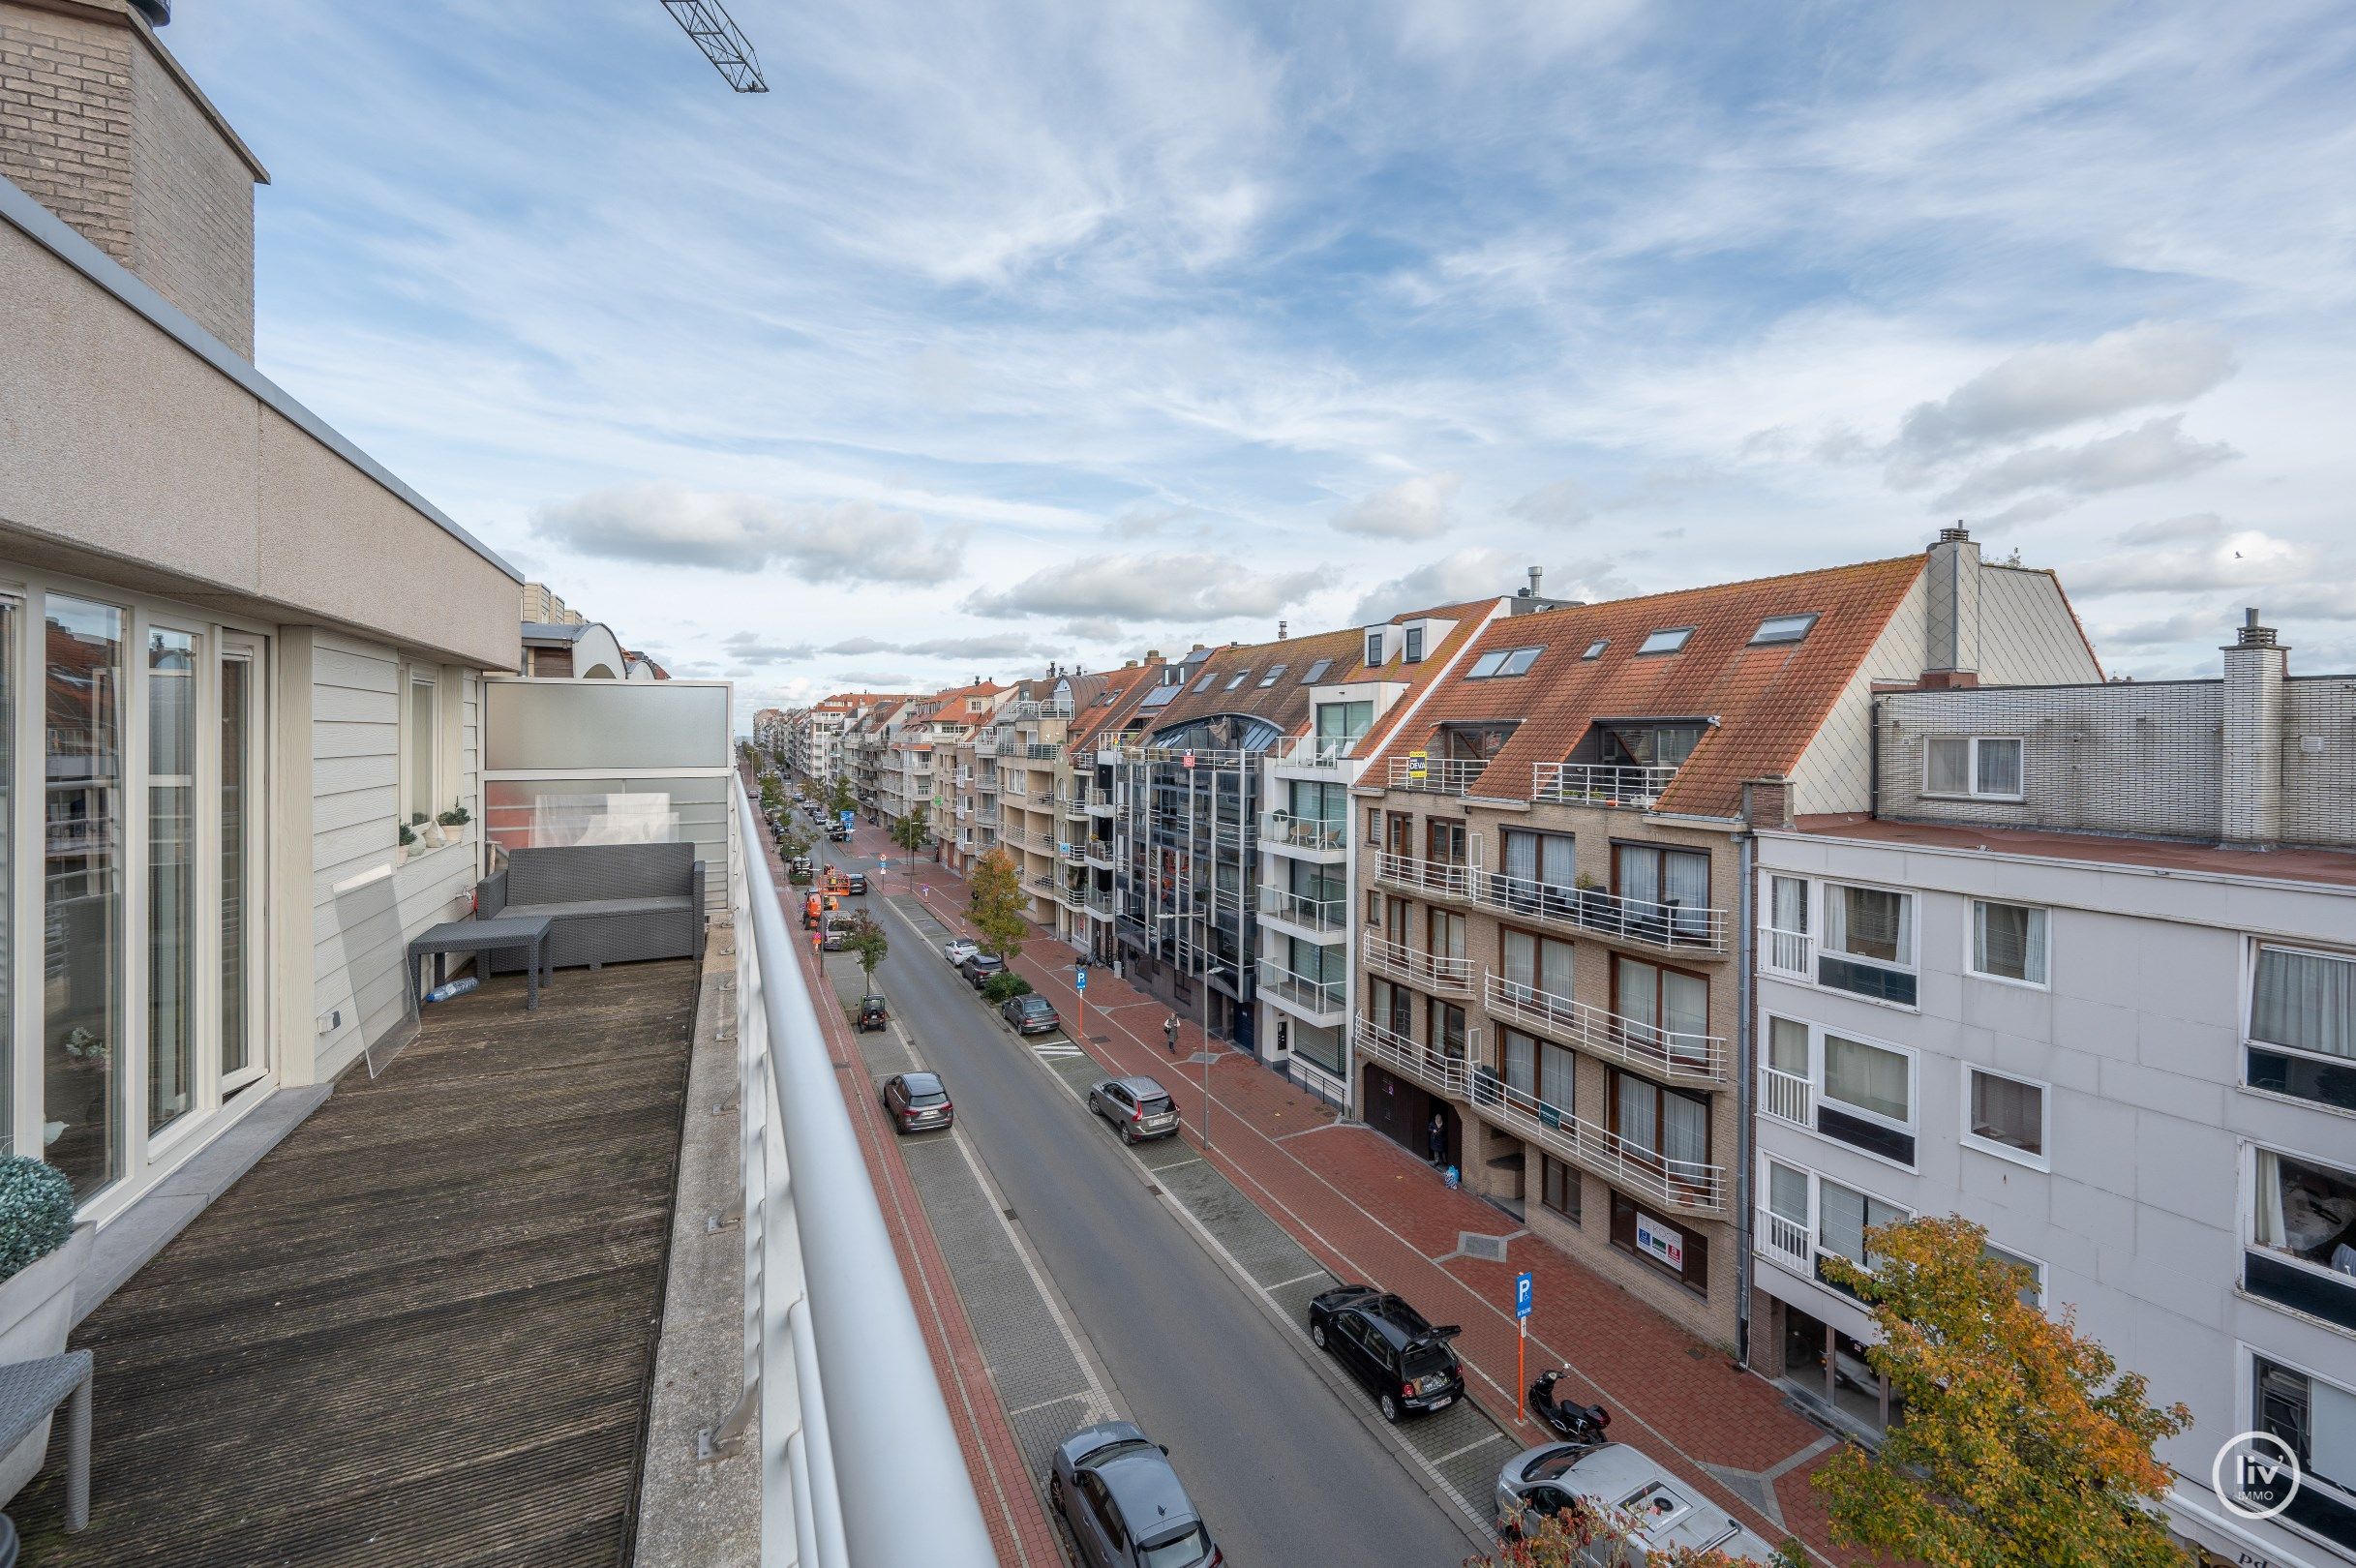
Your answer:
1810;1214;2192;1568
967;848;1030;964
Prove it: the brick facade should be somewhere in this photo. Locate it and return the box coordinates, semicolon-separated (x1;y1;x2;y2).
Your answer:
0;8;135;259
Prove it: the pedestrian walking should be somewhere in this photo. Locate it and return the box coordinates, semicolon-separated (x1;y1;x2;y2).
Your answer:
1427;1110;1446;1165
1163;1013;1180;1056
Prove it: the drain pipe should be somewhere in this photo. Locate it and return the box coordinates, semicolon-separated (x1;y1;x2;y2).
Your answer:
1735;828;1756;1371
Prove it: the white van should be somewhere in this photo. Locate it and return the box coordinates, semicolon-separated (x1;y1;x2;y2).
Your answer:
1493;1441;1780;1564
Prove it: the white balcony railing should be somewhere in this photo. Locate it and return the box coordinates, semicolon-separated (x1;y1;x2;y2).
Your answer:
1085;791;1115;818
1361;933;1474;995
1759;1064;1812;1127
1531;763;1679;807
1388;755;1489;795
730;784;996;1564
1256;960;1345;1020
1012;699;1074;720
1261;812;1347;856
1351;1017;1727;1215
1063;790;1091;821
1481;974;1727;1082
1760;925;1813;980
1083;839;1114;868
1373;851;1476;901
1086;886;1114;918
1258;885;1346;935
1470;870;1728;954
1277;734;1354;769
1059;841;1087;865
1757;1207;1813;1274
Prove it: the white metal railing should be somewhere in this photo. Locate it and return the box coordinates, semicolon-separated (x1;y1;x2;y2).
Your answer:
1086;886;1114;916
1258;885;1346;934
1532;762;1679;806
1761;925;1813;979
1084;839;1114;868
1470;869;1728;954
1388;756;1489;795
1059;841;1087;864
1759;1064;1813;1127
1261;812;1347;855
1373;851;1476;901
1481;973;1728;1081
1256;960;1345;1018
1024;742;1060;761
1085;790;1115;817
1013;699;1074;720
976;733;1005;756
1361;932;1474;994
1351;1018;1727;1214
1064;789;1091;820
1757;1208;1812;1273
728;784;996;1565
1278;734;1354;768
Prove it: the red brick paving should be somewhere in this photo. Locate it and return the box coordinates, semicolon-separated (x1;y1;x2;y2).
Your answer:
875;822;1860;1562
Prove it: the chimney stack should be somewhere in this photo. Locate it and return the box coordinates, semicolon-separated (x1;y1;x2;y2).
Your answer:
1278;620;1287;640
1922;525;1981;685
2220;608;2287;847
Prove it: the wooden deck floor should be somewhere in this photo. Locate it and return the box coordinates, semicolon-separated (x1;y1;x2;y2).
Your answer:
12;959;702;1568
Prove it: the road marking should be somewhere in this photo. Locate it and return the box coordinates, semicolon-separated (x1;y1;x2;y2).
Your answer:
1263;1269;1330;1292
1435;1432;1511;1465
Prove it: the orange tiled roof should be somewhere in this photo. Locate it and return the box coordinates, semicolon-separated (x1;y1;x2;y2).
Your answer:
1065;662;1169;755
1359;557;1928;818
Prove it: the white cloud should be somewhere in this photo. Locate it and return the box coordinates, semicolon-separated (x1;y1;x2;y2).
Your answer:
1348;547;1636;623
1506;479;1593;529
1330;472;1465;539
535;485;968;583
720;632;815;665
2063;522;2313;596
966;551;1322;621
1934;414;2236;512
824;633;1049;659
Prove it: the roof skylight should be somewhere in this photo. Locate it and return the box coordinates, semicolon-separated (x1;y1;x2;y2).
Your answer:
1750;613;1819;646
1637;627;1694;655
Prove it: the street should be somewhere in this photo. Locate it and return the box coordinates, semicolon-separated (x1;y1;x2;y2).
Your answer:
815;831;1478;1567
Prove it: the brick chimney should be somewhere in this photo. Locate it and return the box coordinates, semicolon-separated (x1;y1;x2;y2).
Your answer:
0;0;268;354
1921;525;1981;685
2220;608;2286;847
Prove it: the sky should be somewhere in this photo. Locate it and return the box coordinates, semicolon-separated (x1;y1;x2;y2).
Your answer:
168;0;2356;714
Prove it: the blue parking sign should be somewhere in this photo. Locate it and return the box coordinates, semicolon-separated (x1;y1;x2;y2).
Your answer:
1075;965;1089;992
1514;1272;1533;1319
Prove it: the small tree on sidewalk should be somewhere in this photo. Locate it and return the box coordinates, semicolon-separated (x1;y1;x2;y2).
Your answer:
846;911;888;989
891;801;932;859
1811;1214;2192;1568
827;774;857;818
969;849;1029;963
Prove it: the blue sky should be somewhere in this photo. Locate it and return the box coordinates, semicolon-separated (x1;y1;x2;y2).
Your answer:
171;0;2356;708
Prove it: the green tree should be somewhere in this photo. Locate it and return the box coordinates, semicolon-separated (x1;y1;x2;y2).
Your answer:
1477;1499;1803;1567
968;848;1029;963
759;771;785;814
846;911;889;989
1811;1214;2192;1568
891;801;932;859
828;773;857;818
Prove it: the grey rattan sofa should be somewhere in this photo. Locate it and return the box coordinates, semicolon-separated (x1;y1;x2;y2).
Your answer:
476;842;707;974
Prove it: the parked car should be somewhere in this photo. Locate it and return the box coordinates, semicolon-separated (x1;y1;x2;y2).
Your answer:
1002;994;1060;1036
856;994;888;1032
828;824;852;842
844;872;868;894
821;916;858;951
789;856;813;878
1492;1441;1778;1563
1047;1422;1220;1568
942;938;980;966
1307;1284;1465;1423
879;1071;952;1133
959;952;1006;987
1087;1076;1180;1145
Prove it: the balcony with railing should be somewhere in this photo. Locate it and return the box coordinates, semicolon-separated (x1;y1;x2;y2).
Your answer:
1387;755;1489;795
1352;1019;1728;1216
1470;870;1728;955
1026;874;1061;904
1023;742;1061;761
1258;885;1346;937
1086;885;1115;920
1261;811;1347;859
1063;788;1091;821
1481;973;1728;1084
1758;1064;1812;1128
1084;837;1114;868
1275;734;1353;769
1372;851;1476;902
1361;932;1474;996
1761;925;1813;980
1012;698;1074;720
1531;762;1679;807
1256;959;1346;1025
1059;840;1088;865
1756;1206;1813;1275
975;807;1000;827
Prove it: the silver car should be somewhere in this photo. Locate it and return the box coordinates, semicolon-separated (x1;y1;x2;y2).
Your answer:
1048;1421;1219;1567
1494;1441;1777;1564
1088;1076;1181;1145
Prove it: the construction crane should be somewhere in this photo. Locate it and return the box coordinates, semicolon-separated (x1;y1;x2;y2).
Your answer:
660;0;769;93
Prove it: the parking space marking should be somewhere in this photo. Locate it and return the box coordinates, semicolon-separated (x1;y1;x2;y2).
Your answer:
1434;1432;1511;1466
1263;1269;1329;1292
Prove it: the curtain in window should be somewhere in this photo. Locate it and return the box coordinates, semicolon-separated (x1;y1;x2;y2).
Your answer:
1616;1075;1658;1152
1824;1035;1909;1122
1540;835;1575;886
1617;956;1659;1042
2255;1150;2291;1249
1770;875;1807;933
1540;1043;1575;1111
1503;1031;1535;1094
1663;850;1708;910
1504;829;1540;884
2252;947;2356;1062
1662;1094;1707;1170
1619;848;1661;906
1829;886;1909;963
1926;737;1970;794
1502;929;1535;991
1767;1016;1809;1075
1975;901;2047;984
1431;911;1465;959
1768;1162;1809;1225
1541;939;1575;998
1819;1184;1903;1262
1663;969;1709;1054
1976;738;2023;796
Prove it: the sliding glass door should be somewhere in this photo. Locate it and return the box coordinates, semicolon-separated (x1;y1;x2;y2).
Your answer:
44;594;125;1200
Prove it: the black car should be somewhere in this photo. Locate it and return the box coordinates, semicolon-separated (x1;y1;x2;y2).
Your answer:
879;1071;952;1133
1001;994;1059;1036
1307;1285;1465;1423
844;872;868;894
1048;1421;1219;1568
856;994;888;1032
959;952;1006;987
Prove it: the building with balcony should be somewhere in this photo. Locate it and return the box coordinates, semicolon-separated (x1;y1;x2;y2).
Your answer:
1750;608;2356;1568
1345;530;2101;1346
1054;660;1170;960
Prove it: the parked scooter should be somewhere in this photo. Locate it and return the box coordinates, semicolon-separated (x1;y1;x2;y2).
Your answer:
1526;1370;1612;1449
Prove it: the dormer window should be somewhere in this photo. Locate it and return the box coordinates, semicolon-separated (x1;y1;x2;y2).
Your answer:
1404;626;1425;663
1750;613;1818;646
1259;664;1286;687
1638;627;1693;656
1365;629;1385;666
1582;639;1607;660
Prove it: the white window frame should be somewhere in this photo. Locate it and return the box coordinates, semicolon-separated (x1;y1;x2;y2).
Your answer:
1960;1063;2050;1171
1815;879;1920;1010
2241;1342;2356;1541
2244;937;2356;1069
1967;897;2050;989
1981;1240;2047;1308
1767;1014;1921;1171
1756;1153;1916;1279
1364;629;1384;666
1923;735;2025;801
2243;1138;2356;1292
400;662;441;829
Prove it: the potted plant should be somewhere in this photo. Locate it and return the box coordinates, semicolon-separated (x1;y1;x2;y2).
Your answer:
396;821;415;865
437;800;471;842
0;1155;89;1508
414;809;445;850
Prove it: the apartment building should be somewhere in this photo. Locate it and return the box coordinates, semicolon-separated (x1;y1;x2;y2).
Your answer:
752;706;788;757
1345;532;2099;1345
1;0;520;1225
844;697;906;812
1053;661;1169;958
1747;609;2355;1567
880;681;1004;835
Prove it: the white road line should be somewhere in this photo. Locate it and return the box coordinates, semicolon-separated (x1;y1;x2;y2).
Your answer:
1434;1432;1510;1465
1262;1269;1330;1292
1005;1391;1092;1422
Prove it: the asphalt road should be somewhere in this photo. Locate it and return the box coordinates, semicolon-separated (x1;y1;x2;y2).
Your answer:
821;835;1475;1568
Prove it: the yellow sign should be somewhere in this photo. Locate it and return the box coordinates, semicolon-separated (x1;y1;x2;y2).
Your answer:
1407;748;1429;781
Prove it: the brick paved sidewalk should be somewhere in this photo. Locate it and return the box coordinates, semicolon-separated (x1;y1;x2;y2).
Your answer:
875;823;1856;1561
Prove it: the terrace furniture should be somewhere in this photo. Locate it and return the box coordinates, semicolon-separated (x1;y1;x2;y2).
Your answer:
408;914;555;1011
476;842;707;976
0;1351;92;1531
